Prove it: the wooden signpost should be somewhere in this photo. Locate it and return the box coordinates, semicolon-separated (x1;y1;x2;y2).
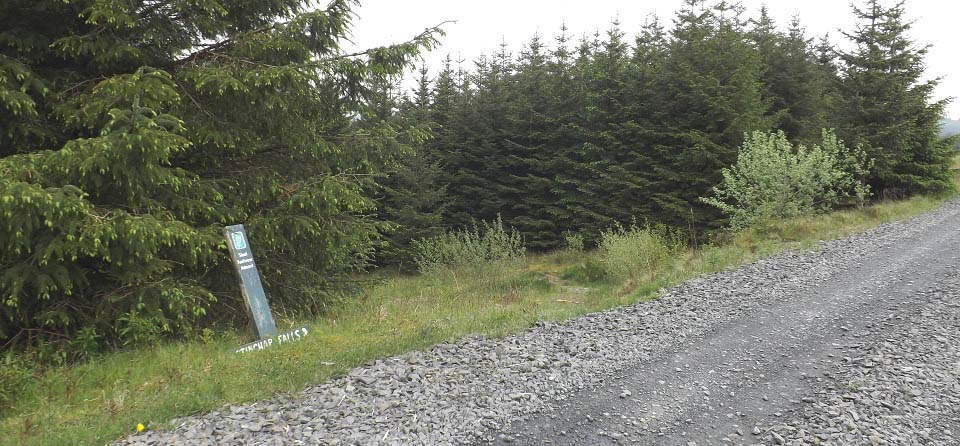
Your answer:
224;224;309;354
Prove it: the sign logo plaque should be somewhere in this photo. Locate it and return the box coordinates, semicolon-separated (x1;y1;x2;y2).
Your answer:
231;231;247;250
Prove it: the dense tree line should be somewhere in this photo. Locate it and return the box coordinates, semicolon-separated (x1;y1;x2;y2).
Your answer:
0;0;953;354
379;0;953;255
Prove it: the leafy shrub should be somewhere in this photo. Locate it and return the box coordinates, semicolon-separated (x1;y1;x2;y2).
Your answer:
562;232;585;252
702;130;872;228
68;326;102;360
412;216;525;273
597;223;683;281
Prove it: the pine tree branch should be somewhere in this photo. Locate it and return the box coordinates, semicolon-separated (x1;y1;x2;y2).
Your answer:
176;34;253;66
177;20;451;69
323;21;454;61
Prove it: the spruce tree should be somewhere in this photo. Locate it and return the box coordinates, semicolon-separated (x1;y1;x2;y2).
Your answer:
751;13;831;143
653;0;770;228
553;33;605;238
504;34;565;249
554;23;638;239
431;56;479;230
613;16;670;223
0;0;440;349
439;50;515;229
837;0;954;196
372;68;447;267
537;24;586;245
750;6;783;130
590;21;659;234
778;18;831;143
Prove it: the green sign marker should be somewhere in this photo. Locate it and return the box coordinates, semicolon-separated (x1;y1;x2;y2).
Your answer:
224;224;277;339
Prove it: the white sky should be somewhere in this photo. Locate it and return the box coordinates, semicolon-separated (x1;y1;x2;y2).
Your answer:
347;0;960;120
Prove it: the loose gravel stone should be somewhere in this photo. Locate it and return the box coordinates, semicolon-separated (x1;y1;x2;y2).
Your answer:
762;276;960;446
117;199;960;446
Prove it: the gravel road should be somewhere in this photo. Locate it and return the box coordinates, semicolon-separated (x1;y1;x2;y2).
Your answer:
121;199;960;446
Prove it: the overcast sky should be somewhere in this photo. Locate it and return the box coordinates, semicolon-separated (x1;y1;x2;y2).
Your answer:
346;0;960;120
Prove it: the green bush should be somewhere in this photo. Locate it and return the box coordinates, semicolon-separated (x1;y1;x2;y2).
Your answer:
702;130;871;228
597;223;683;281
412;216;525;273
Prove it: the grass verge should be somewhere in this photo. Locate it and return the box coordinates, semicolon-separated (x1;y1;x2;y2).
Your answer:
1;193;953;446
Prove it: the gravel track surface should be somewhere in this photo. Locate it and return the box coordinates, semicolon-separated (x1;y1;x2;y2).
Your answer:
759;276;960;445
120;199;960;446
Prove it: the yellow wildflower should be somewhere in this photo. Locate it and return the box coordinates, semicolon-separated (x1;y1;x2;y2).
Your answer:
136;423;145;432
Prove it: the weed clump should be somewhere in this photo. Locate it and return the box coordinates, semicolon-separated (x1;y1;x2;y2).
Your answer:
412;216;525;273
562;232;585;252
598;224;683;281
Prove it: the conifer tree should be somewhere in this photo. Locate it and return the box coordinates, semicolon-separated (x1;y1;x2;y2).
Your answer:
613;16;669;222
439;50;515;229
503;34;565;248
653;0;770;228
837;0;954;196
750;6;782;127
372;68;447;267
588;21;660;234
431;56;478;229
751;12;831;143
553;23;640;239
778;18;832;143
532;24;587;246
0;0;440;349
553;32;606;238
